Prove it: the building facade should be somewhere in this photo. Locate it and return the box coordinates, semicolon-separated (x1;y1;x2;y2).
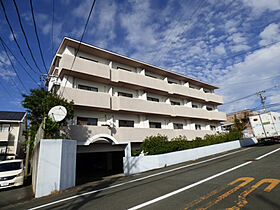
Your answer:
48;37;226;146
222;110;258;138
0;111;27;160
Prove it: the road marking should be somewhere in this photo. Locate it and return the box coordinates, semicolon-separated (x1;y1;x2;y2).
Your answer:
128;147;280;210
228;178;280;210
198;177;255;210
28;148;251;210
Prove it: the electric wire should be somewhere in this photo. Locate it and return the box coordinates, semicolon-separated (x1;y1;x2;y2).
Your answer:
51;0;54;57
0;0;38;75
60;0;97;97
29;0;48;74
12;0;44;74
0;36;39;84
0;38;28;92
223;84;279;105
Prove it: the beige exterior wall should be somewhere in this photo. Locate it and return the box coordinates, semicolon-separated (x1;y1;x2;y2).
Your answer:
0;118;26;159
49;38;226;143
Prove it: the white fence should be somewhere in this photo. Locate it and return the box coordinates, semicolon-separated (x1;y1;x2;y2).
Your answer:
123;138;257;175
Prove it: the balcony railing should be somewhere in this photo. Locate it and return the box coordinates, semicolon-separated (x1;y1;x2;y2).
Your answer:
61;87;111;109
63;125;216;143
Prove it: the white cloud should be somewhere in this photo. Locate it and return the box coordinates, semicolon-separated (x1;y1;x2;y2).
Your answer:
215;43;226;55
0;68;16;80
243;0;280;14
216;43;280;113
259;23;280;46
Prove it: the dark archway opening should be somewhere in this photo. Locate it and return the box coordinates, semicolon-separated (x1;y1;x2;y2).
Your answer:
76;151;124;185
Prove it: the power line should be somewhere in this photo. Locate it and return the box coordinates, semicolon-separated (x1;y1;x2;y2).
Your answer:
0;36;39;84
223;84;279;105
29;0;48;73
0;0;38;75
51;0;54;57
12;0;44;74
0;38;28;93
60;0;97;97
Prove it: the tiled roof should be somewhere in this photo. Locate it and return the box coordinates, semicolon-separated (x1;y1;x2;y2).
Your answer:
0;111;26;121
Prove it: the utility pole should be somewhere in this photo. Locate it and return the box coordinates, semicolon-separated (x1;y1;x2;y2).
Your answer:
257;91;267;113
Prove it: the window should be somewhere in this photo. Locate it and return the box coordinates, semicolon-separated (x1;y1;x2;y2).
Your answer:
0;161;22;172
168;80;178;84
147;96;159;102
0;124;10;132
210;125;216;131
195;124;201;130
206;106;213;111
117;66;132;72
78;84;98;92
174;123;183;129
145;72;157;79
118;92;133;98
171;101;180;106
192;104;198;108
77;117;98;126
149;122;161;128
79;56;98;63
119;120;134;127
204;89;211;93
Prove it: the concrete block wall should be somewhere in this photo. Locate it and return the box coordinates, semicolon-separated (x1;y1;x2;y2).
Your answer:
34;139;77;198
123;138;257;175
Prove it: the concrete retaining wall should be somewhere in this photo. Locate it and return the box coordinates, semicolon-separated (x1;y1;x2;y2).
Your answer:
123;138;257;175
34;139;77;198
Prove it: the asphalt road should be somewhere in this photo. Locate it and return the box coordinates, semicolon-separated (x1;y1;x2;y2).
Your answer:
2;143;280;210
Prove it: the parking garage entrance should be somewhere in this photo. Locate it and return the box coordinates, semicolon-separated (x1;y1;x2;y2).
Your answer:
76;142;126;185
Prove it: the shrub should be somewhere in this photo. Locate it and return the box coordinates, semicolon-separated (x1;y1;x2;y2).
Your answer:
140;130;243;155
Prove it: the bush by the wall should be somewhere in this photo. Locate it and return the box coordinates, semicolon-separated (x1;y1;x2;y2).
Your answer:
140;130;243;155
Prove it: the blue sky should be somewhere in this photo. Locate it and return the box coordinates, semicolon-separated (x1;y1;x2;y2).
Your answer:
0;0;280;114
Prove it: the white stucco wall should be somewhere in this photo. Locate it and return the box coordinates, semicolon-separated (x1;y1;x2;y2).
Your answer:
35;139;77;198
123;138;257;175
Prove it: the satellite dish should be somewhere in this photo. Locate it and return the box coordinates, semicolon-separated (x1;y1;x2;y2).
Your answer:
48;106;67;122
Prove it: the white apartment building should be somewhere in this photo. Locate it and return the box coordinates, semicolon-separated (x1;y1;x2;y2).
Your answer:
0;111;27;160
47;37;226;148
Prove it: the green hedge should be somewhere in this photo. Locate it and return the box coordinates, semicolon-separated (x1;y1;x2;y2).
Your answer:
139;130;242;155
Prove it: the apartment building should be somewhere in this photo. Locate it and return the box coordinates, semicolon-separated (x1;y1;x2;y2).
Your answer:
222;110;258;138
0;111;27;160
47;37;226;147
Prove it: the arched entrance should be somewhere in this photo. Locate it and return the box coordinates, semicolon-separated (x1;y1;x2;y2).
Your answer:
76;134;126;185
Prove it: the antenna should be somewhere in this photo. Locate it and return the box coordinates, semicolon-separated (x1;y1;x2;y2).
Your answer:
48;105;67;122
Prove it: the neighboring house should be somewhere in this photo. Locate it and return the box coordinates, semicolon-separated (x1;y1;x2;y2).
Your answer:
47;37;226;149
221;110;258;137
0;111;27;160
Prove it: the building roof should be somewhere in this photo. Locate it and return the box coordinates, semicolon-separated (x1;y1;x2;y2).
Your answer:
49;37;219;90
0;111;26;122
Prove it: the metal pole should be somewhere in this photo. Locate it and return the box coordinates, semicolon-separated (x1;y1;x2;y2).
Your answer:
25;130;31;176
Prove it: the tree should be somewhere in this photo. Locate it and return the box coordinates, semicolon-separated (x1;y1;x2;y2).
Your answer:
22;87;74;153
232;112;249;137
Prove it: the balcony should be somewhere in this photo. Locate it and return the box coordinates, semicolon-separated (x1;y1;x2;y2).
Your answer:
63;125;216;143
111;96;173;116
174;106;210;119
0;131;9;142
205;93;223;104
59;54;111;80
111;69;169;93
62;87;111;109
209;111;227;121
169;84;205;101
62;125;111;142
